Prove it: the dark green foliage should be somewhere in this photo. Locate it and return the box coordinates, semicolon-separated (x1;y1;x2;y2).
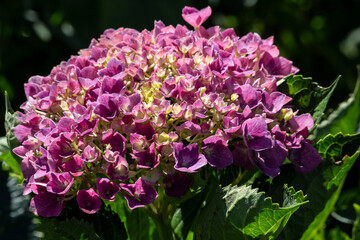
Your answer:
312;66;360;139
193;184;307;240
278;75;339;126
38;199;127;240
4;92;22;164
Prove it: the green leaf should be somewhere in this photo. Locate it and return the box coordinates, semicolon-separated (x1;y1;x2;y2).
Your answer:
171;188;208;240
0;150;23;180
312;66;360;139
107;197;159;240
39;199;128;240
327;227;352;240
37;217;101;240
323;151;360;190
353;204;360;240
272;150;359;239
311;76;340;127
241;185;307;239
0;136;9;154
278;75;340;123
300;176;345;240
193;184;307;240
4;91;21;163
315;132;360;161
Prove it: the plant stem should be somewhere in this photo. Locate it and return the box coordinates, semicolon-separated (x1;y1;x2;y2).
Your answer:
152;215;174;240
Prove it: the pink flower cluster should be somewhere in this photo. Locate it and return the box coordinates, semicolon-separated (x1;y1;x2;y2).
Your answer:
13;6;322;217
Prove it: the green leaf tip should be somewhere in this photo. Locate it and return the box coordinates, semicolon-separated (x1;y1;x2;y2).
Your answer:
312;66;360;139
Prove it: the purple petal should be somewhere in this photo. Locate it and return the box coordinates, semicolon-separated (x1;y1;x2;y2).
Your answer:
106;154;128;181
46;172;74;194
30;192;65;217
173;142;207;173
242;117;273;151
288;114;314;134
134;143;160;169
202;136;233;169
96;178;120;201
289;140;322;173
101;76;125;94
61;155;84;176
182;6;212;28
255;140;287;178
164;171;193;198
120;178;158;209
98;58;125;77
262;91;291;113
77;188;102;214
232;142;254;169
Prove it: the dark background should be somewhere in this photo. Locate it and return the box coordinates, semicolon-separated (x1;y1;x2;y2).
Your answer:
1;0;360;239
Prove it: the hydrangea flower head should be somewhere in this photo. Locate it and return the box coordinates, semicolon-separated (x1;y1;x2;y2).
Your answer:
13;6;321;217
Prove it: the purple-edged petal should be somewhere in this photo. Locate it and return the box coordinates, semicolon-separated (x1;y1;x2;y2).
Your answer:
101;130;127;155
202;136;233;169
176;121;201;137
98;58;125;77
82;145;101;162
61;155;84;176
289;140;322;173
96;178;120;201
46;172;74;194
120;178;158;209
130;133;149;152
93;94;118;122
77;188;102;214
106;155;128;181
30;192;65;217
133;143;160;169
173;142;207;173
163;171;193;198
48;135;75;161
